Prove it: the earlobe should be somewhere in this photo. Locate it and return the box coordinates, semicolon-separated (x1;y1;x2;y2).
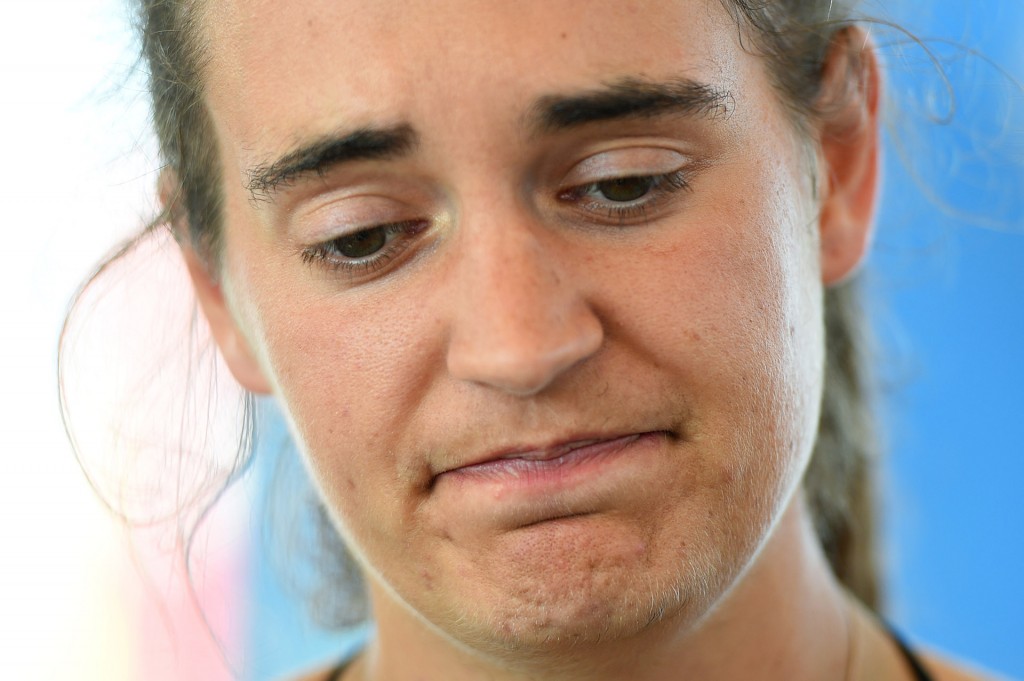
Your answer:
161;170;273;395
816;27;882;286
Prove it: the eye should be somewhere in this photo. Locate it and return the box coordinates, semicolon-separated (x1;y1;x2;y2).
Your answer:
590;176;660;203
301;219;429;277
559;170;692;223
332;227;388;259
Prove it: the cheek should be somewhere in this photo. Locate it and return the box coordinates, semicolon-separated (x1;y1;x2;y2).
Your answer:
624;192;817;375
242;269;447;532
599;160;824;483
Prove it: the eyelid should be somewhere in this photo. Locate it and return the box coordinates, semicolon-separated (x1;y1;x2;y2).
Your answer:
555;144;697;226
286;168;440;238
562;146;692;186
290;188;437;282
296;192;418;242
299;219;431;280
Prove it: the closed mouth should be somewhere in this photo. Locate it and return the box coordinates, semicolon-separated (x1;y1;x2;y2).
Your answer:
435;431;671;482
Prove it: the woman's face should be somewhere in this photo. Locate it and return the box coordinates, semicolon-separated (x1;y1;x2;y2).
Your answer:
198;0;835;653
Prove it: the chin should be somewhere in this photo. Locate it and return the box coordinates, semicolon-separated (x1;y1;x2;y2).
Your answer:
440;522;744;660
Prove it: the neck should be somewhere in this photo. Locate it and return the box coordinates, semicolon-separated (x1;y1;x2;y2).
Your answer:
354;494;851;681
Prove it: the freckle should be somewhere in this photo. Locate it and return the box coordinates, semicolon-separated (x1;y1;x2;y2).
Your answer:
346;477;356;491
560;31;568;39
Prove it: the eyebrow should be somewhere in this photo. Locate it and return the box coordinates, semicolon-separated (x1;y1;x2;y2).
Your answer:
244;77;733;201
529;77;735;133
246;124;416;200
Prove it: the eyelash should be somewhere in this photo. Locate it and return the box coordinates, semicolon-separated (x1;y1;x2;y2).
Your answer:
300;170;691;277
300;219;429;276
558;169;692;222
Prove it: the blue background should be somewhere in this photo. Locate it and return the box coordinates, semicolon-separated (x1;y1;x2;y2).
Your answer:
872;2;1024;677
240;3;1024;679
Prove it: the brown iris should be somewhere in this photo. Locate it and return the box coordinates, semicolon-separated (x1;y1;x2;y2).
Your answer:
334;228;388;259
597;176;655;202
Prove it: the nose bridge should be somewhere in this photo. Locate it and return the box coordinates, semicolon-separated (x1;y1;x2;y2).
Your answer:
445;206;603;396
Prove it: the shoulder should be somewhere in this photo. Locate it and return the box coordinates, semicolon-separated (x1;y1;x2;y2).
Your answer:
282;661;349;681
847;599;1011;681
282;631;367;681
284;663;344;679
920;651;1014;681
286;669;337;681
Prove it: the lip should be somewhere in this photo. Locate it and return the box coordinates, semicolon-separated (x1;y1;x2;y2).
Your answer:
433;431;669;488
436;432;626;471
428;431;670;528
449;433;640;476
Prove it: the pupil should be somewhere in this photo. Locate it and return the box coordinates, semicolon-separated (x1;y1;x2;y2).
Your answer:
599;176;654;202
337;228;387;258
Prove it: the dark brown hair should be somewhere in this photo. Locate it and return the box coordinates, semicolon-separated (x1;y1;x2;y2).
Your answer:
71;0;883;623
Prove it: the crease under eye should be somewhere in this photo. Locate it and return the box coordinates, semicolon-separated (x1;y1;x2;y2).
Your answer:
558;168;693;224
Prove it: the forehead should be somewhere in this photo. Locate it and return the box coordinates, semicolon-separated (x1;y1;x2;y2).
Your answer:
201;0;760;162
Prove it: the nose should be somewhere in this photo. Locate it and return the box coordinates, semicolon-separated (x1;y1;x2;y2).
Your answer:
445;215;603;397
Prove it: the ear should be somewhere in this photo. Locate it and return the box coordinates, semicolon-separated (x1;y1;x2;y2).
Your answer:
160;170;273;395
816;27;882;286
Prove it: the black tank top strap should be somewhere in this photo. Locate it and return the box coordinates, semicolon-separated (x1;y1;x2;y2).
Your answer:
327;660;348;681
886;623;937;681
324;628;370;680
